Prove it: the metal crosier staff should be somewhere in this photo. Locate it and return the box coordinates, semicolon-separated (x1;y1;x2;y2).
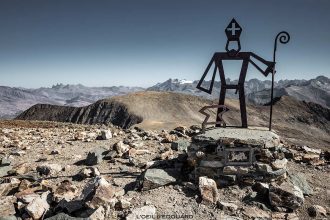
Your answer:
269;31;290;131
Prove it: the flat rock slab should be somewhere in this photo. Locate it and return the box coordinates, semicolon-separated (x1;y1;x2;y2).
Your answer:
193;128;280;148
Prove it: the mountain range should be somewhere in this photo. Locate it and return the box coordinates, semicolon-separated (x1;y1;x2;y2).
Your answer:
0;76;329;118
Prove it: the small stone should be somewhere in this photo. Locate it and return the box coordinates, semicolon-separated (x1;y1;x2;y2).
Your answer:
10;150;26;156
128;148;150;157
53;180;78;202
160;133;177;143
0;178;20;196
0;216;20;220
20;193;40;203
271;212;299;220
89;206;106;220
307;205;327;217
253;182;269;195
173;126;187;134
74;131;86;141
0;164;13;177
302;146;321;155
18;179;31;192
50;150;60;155
171;140;190;152
104;150;118;160
0;157;11;166
119;198;131;209
160;150;174;160
126;206;156;220
25;191;50;219
237;167;249;174
195;151;205;158
183;182;198;191
13;162;31;175
0;196;16;216
256;163;273;173
302;153;319;162
200;160;224;168
45;212;89;220
87;177;117;209
217;201;238;211
114;141;130;156
76;167;100;180
36;163;62;176
101;130;112;140
199;176;219;204
223;166;237;174
243;206;270;219
271;158;288;170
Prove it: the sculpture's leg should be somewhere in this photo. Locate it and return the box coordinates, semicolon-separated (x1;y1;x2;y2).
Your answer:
239;87;248;128
216;85;226;127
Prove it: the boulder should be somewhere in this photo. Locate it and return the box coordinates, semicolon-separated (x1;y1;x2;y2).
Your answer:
101;130;112;140
288;172;313;196
199;176;219;204
140;168;177;190
269;182;304;210
126;206;156;220
85;177;123;209
25;191;50;219
85;148;106;166
114;141;130;156
271;158;288;170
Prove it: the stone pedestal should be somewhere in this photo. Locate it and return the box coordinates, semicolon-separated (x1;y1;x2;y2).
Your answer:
188;128;286;186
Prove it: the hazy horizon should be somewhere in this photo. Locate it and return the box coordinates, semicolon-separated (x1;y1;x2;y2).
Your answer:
1;0;330;88
0;74;327;90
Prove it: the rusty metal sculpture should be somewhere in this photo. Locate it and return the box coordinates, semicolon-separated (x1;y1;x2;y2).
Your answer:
197;18;290;131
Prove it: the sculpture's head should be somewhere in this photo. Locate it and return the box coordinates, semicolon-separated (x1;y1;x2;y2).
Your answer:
225;18;242;56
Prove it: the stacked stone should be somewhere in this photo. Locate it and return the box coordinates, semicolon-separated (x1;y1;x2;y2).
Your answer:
187;128;287;186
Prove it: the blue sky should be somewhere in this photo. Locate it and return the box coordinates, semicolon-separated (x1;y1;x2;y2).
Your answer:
0;0;329;88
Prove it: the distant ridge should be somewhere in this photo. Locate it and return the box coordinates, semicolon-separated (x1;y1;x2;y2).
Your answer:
0;76;329;118
16;91;330;148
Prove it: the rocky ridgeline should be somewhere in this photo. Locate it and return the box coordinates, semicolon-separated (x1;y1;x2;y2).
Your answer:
0;122;329;220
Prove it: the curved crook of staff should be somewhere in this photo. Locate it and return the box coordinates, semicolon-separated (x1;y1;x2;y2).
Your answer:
269;31;290;131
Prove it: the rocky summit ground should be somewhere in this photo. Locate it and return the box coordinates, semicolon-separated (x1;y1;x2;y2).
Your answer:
0;120;329;220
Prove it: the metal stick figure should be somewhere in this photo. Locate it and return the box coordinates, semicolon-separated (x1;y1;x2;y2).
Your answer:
197;18;290;129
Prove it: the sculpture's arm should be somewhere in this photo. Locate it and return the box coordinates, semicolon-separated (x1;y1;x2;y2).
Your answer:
249;53;275;77
196;54;217;94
